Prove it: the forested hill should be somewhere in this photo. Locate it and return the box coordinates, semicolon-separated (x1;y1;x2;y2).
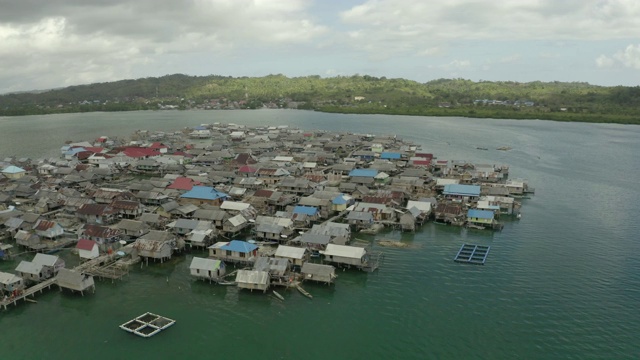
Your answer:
1;74;639;124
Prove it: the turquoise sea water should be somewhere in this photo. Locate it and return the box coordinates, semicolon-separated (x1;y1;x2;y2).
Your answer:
1;110;639;359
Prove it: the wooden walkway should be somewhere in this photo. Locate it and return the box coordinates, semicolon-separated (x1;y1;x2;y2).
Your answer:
0;277;56;310
1;252;134;310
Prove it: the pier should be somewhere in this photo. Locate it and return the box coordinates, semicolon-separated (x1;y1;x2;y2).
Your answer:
1;252;137;310
1;277;56;310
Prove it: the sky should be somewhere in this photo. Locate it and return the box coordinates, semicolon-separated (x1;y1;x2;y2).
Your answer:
1;0;639;94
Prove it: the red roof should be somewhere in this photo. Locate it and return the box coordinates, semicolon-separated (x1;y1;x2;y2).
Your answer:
253;189;274;198
412;160;431;166
82;224;121;238
84;147;104;153
122;147;161;158
34;220;57;231
76;151;93;160
167;177;202;190
415;153;434;159
149;142;168;149
76;239;97;251
238;165;257;173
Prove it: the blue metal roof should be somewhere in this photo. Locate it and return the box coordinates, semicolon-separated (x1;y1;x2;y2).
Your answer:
332;195;348;205
380;152;401;159
293;205;318;216
348;169;379;178
180;186;228;200
64;147;86;156
443;184;481;197
467;209;494;219
1;165;26;174
220;240;258;253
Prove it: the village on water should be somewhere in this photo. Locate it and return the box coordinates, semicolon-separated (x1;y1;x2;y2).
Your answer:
0;122;533;311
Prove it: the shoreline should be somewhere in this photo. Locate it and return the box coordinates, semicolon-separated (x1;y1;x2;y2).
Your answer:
1;107;639;126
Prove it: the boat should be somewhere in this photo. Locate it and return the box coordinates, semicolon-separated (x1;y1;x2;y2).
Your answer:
217;281;236;286
476;147;489;150
296;285;313;299
272;290;285;301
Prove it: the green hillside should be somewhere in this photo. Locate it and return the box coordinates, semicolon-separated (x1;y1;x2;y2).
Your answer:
1;74;639;124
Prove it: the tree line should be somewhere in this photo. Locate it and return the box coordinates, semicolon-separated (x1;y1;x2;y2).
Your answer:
1;74;638;124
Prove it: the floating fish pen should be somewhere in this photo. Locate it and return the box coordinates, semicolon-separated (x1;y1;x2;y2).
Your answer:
119;312;176;338
454;244;490;265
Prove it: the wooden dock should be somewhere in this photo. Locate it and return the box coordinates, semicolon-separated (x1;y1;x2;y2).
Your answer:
0;277;56;310
454;244;490;265
1;252;136;310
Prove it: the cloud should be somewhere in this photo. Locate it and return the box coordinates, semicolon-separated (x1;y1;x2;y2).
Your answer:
613;44;640;69
443;59;471;70
339;0;640;54
597;44;640;69
498;54;521;64
596;55;615;68
0;0;326;93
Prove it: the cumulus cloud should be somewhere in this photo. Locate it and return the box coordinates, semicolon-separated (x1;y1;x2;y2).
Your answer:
443;59;471;70
597;44;640;69
339;0;640;54
0;0;326;92
613;44;640;69
596;54;615;68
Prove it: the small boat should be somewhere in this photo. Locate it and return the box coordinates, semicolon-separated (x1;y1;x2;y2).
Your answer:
217;281;236;286
476;147;488;150
272;290;285;301
296;285;313;299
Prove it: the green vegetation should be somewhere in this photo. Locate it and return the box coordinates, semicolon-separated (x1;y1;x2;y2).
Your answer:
1;74;639;124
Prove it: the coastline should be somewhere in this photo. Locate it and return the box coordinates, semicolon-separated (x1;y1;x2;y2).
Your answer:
1;106;638;125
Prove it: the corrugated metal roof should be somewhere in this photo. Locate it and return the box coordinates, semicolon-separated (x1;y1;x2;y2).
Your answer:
235;270;269;285
301;263;335;277
180;186;228;201
467;209;494;219
76;239;97;251
221;201;251;211
348;169;379;178
226;214;247;227
15;260;42;275
220;240;257;253
32;253;60;267
189;257;223;271
323;244;366;259
443;184;481;197
0;271;22;285
292;205;318;216
275;245;307;259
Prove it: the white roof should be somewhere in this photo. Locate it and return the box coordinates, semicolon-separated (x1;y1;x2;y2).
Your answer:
374;172;390;179
406;200;432;212
189;257;222;271
208;241;230;249
275;245;307;259
228;214;248;227
436;178;460;186
32;253;59;267
15;261;42;275
0;271;22;284
221;201;251;211
273;156;294;162
323;244;366;259
235;270;269;285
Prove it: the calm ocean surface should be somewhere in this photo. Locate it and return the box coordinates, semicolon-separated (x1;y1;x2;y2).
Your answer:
1;110;639;359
